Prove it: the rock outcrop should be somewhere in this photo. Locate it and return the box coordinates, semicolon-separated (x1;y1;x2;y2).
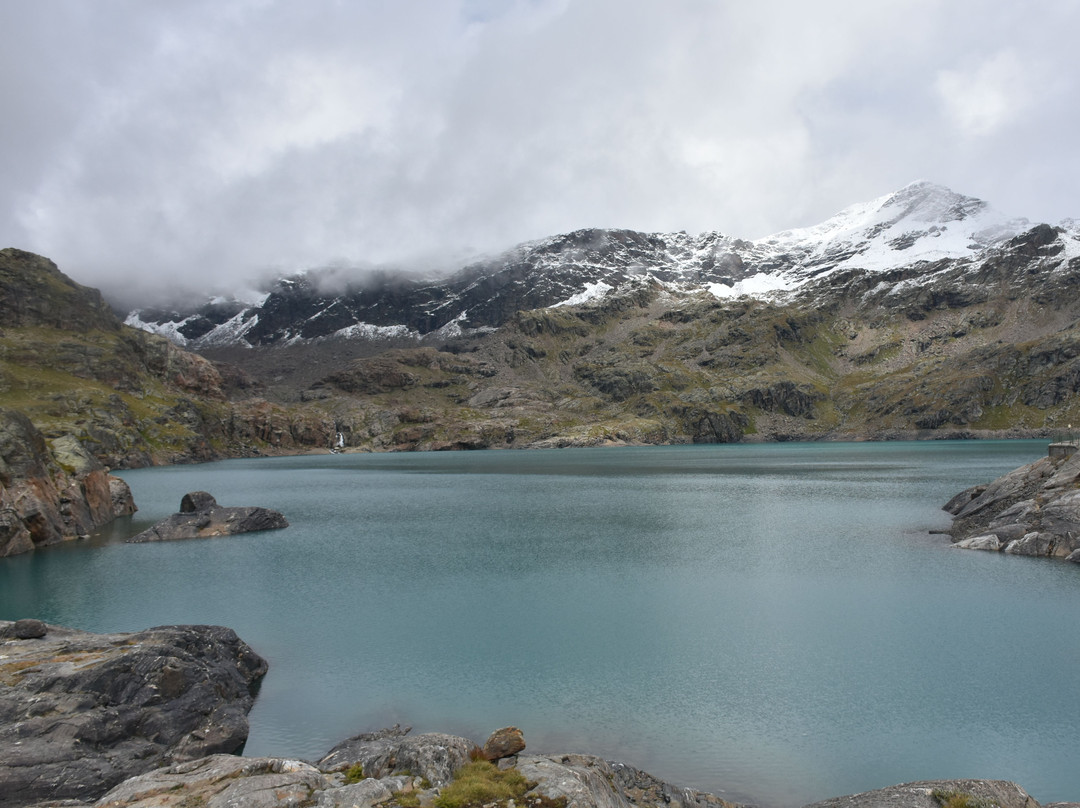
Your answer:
944;448;1080;560
318;725;475;786
0;408;136;558
0;621;268;806
127;491;288;543
803;779;1041;808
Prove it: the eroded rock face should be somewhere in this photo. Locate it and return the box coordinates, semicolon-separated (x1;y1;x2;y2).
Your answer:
945;449;1080;560
0;621;268;806
127;491;288;543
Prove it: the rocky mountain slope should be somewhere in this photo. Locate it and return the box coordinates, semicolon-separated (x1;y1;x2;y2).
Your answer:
127;181;1075;349
111;181;1080;450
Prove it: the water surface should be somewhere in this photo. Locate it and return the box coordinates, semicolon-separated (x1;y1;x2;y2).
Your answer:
2;441;1078;808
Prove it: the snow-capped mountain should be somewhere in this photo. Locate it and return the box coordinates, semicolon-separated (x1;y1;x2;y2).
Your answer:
126;181;1080;349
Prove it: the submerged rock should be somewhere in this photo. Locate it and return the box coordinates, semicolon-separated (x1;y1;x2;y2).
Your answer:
127;490;288;543
0;621;268;806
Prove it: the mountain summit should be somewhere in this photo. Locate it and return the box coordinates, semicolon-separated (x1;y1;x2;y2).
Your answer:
126;183;1075;349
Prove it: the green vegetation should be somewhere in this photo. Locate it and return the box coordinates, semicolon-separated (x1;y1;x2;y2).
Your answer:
343;763;365;784
392;789;421;808
432;761;532;808
931;788;998;808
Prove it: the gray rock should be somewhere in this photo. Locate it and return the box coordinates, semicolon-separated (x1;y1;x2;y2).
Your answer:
318;726;474;787
127;491;288;543
93;754;332;808
1000;530;1078;558
10;618;47;639
0;622;267;806
954;534;1002;551
517;753;741;808
314;776;413;808
801;778;1039;808
181;490;219;512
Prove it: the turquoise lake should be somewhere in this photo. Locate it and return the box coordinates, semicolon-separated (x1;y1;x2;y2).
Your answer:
2;440;1079;807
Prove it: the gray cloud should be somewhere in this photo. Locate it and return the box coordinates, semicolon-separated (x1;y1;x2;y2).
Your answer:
2;0;1079;303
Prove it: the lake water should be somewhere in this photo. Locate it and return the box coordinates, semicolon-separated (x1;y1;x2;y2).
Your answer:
2;441;1079;807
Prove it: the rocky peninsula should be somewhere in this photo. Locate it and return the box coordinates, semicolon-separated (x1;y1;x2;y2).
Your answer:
944;445;1080;561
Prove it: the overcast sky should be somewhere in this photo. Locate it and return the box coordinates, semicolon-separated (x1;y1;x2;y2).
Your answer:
3;0;1079;302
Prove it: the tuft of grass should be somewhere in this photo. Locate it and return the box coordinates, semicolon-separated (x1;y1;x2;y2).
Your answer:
433;761;530;808
931;789;998;808
343;763;365;784
394;789;421;808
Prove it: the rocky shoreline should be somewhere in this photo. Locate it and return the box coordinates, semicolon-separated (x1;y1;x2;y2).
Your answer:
3;620;1079;808
944;446;1080;561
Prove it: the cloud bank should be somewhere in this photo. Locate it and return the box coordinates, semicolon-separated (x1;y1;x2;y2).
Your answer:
2;0;1079;302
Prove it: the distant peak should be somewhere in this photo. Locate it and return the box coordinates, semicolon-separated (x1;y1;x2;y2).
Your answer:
880;181;987;223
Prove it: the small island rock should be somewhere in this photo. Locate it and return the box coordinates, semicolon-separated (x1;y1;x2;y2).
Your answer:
128;490;288;543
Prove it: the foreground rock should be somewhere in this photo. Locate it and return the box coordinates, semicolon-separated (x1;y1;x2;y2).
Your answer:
944;448;1080;561
76;725;1077;808
7;715;1076;808
0;621;268;806
0;408;136;558
127;491;288;543
85;726;745;808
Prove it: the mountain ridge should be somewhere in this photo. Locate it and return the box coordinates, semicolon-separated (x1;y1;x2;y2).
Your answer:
125;181;1078;350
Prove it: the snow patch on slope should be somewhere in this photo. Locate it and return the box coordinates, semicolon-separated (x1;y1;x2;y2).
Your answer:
334;323;420;341
125;312;192;346
708;273;796;299
552;281;614;307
